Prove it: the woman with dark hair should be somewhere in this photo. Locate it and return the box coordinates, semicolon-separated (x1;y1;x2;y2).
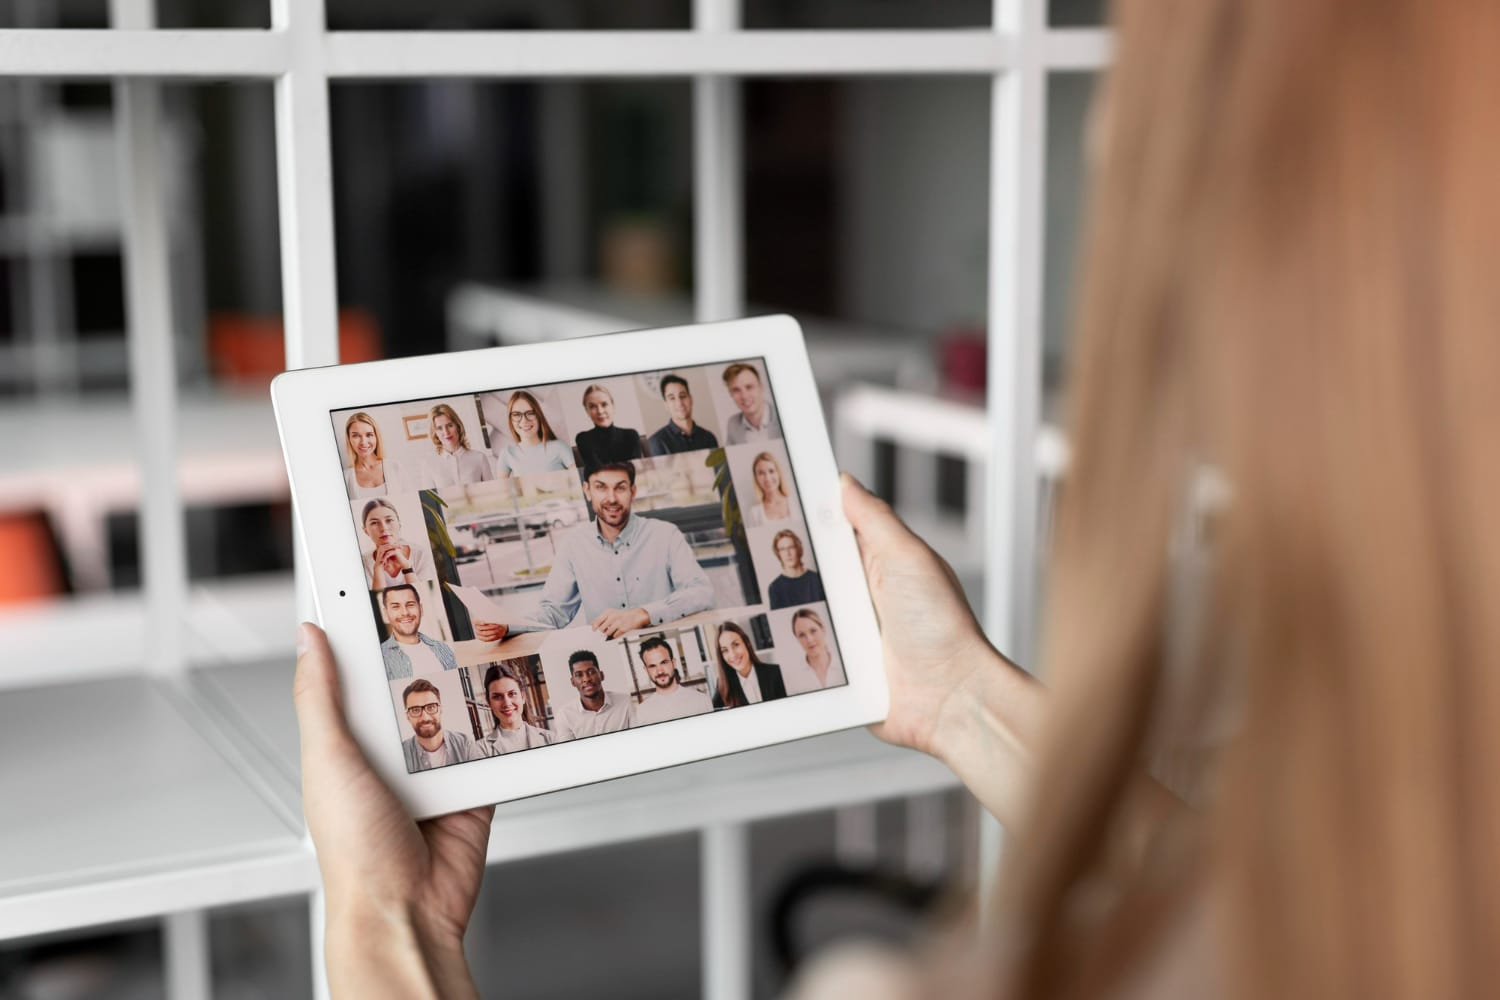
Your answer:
494;389;575;477
424;401;492;487
710;620;786;709
475;664;553;756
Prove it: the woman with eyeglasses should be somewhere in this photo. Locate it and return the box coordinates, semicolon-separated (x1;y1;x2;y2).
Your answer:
475;664;554;756
493;389;576;477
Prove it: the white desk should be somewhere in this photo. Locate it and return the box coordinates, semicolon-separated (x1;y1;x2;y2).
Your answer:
1;650;955;940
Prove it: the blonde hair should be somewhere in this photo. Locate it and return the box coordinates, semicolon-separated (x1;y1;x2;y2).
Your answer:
344;412;384;465
427;403;471;453
751;452;788;504
720;362;759;386
988;1;1500;997
580;383;613;406
507;390;558;444
790;607;823;631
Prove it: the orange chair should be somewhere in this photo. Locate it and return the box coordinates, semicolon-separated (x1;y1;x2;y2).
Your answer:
208;308;383;388
0;511;68;604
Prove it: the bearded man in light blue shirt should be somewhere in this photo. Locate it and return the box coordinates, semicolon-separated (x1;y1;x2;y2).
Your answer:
474;461;716;642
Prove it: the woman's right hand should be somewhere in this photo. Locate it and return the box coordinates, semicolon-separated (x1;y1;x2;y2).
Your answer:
841;475;1044;827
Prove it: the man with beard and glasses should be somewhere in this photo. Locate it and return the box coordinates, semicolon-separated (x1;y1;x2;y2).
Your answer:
633;635;712;725
379;584;461;680
399;678;475;771
479;462;715;641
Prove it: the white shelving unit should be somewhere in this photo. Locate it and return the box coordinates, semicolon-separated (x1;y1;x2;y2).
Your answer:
0;2;1109;997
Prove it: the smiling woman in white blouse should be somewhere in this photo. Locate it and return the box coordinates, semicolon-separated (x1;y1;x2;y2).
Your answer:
476;664;554;756
423;402;493;487
745;450;793;527
342;411;403;498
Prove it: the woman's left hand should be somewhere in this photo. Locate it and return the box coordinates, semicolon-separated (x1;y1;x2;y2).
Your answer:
295;623;492;998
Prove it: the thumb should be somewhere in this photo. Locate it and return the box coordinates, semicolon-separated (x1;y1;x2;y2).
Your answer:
292;622;357;760
840;474;915;549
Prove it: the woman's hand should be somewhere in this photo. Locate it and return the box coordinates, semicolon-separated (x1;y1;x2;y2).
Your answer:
841;475;1045;828
294;623;492;999
371;543;413;585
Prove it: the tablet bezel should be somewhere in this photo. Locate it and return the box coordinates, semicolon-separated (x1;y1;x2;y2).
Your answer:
272;314;888;819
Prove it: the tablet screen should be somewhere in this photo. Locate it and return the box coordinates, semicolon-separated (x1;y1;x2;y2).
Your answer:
330;358;849;773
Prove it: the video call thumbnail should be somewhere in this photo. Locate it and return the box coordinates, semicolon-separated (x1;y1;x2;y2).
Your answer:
332;358;846;773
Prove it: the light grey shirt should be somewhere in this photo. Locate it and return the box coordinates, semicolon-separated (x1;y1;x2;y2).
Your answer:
518;512;714;630
552;691;635;741
724;401;782;445
494;439;575;476
402;729;475;771
635;683;713;726
478;722;554;756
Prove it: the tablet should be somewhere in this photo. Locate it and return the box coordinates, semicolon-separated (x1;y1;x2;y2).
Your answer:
272;314;887;818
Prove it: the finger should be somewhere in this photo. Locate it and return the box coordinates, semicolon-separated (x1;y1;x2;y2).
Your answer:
292;623;357;760
840;474;918;550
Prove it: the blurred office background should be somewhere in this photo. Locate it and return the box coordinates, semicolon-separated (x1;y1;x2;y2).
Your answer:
0;0;1102;996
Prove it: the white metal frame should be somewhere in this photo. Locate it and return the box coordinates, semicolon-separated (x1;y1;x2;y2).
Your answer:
0;2;1108;996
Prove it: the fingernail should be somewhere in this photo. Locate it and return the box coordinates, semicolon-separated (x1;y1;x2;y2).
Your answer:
296;622;313;656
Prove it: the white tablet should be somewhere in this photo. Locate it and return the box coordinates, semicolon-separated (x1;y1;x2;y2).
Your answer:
272;315;887;818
